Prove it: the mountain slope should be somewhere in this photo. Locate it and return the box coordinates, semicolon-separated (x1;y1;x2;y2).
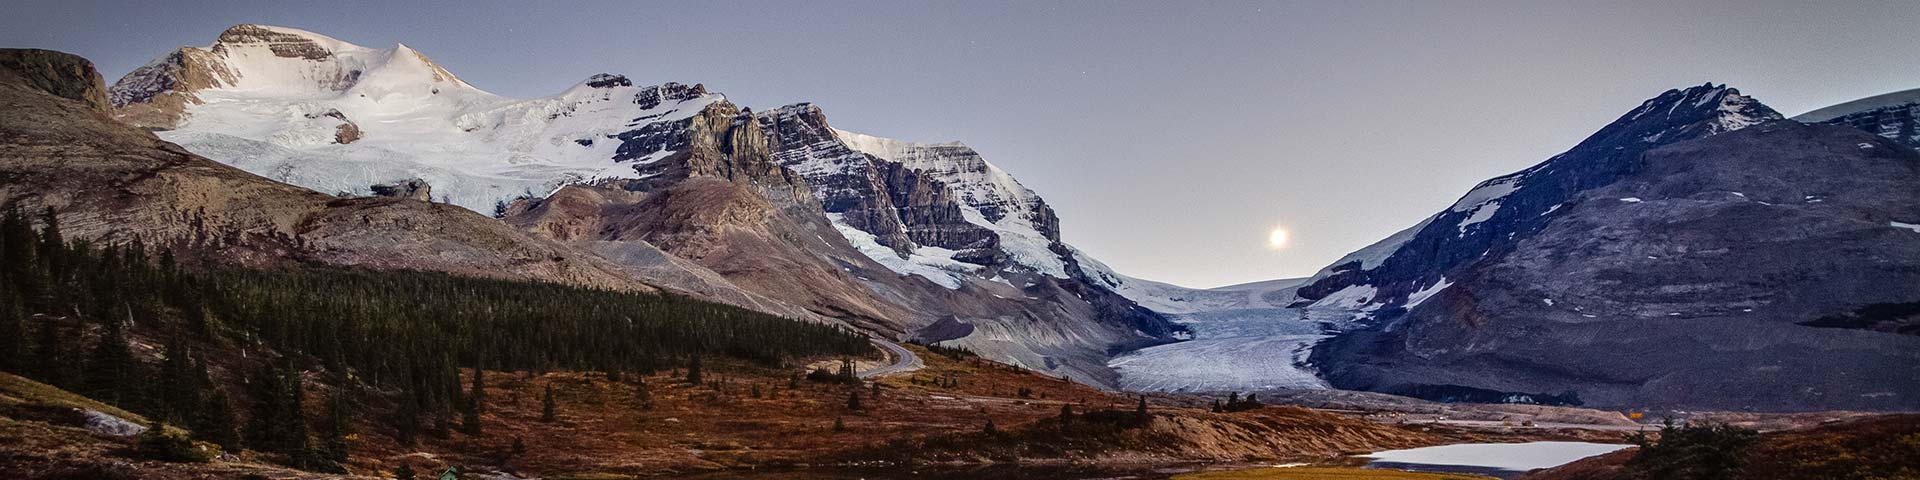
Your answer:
1310;91;1920;411
0;48;661;292
109;25;1184;386
1293;84;1782;322
1794;87;1920;150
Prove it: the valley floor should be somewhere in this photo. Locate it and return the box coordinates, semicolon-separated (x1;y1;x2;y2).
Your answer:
2;343;1902;479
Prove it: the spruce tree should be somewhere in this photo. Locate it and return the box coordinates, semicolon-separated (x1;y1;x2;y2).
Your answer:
685;355;702;385
540;384;557;422
462;366;484;437
847;390;862;411
193;384;241;451
156;336;196;423
37;207;63;291
1136;395;1149;419
633;378;652;410
83;317;141;408
284;365;313;459
0;296;22;373
244;363;287;453
321;390;351;463
393;463;418;480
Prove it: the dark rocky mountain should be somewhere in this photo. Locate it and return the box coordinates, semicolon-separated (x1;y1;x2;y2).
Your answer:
1295;84;1782;318
1794;87;1920;150
1306;86;1920;411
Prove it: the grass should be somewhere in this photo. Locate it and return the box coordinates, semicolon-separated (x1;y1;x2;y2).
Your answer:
0;372;148;424
1175;466;1499;480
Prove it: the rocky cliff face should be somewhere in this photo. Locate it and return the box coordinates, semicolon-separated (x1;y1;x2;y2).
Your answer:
0;49;111;112
759;103;1002;264
1308;89;1920;411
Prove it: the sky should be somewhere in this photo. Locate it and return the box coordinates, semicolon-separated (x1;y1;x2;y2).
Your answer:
6;0;1920;288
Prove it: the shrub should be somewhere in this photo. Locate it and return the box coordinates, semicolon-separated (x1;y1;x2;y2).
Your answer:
135;422;207;463
1627;420;1758;480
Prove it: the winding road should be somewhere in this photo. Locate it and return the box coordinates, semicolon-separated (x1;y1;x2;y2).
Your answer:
858;338;924;378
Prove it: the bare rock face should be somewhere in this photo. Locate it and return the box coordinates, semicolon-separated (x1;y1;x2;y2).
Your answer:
632;82;706;110
369;178;431;201
107;42;236;129
213;24;334;60
757;103;1002;263
0;49;111;112
305;109;362;144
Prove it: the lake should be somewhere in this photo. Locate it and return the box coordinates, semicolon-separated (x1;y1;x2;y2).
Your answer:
1358;441;1632;479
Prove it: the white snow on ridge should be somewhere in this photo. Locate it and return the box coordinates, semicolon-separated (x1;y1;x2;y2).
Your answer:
827;213;980;289
1892;221;1920;233
147;25;726;213
836;128;1070;278
1794;87;1920;122
1402;277;1453;310
1450;176;1520;213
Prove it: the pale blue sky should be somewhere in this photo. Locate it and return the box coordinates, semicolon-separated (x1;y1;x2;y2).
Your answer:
7;0;1919;287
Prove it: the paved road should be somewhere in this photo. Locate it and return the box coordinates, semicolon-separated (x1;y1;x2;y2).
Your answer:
858;338;924;378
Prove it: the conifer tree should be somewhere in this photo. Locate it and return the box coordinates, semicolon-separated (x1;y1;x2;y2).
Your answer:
540;384;557;422
685;355;702;385
37;207;64;291
393;463;418;480
0;296;22;373
84;317;142;408
1136;395;1149;419
462;366;485;436
156;336;197;423
847;390;862;411
634;378;653;410
321;390;351;463
193;382;241;451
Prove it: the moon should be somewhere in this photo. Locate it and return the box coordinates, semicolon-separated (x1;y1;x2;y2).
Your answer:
1267;226;1290;250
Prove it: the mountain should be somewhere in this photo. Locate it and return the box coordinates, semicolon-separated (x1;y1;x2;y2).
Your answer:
1793;87;1920;150
108;25;1183;386
0;48;661;293
1304;85;1920;411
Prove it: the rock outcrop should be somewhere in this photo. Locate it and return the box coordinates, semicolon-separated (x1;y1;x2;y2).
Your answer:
759;103;1001;262
369;178;431;201
0;49;111;111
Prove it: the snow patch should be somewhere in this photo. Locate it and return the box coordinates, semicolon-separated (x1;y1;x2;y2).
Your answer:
1891;221;1920;233
1403;278;1454;310
826;213;979;288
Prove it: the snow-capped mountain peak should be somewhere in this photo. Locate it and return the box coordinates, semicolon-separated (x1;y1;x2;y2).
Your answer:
171;24;480;98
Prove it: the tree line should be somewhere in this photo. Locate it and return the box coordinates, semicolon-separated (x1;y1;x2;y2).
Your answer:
0;206;872;470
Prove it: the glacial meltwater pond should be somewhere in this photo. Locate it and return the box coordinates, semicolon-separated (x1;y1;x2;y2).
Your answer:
1357;441;1633;479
